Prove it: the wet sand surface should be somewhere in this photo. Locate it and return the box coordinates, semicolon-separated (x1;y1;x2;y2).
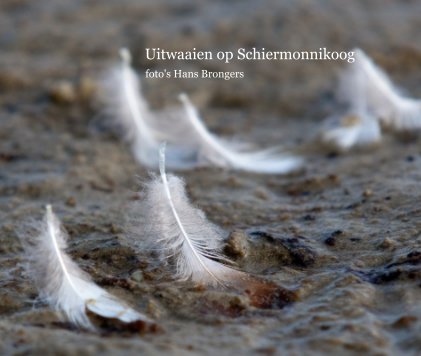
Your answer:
1;0;421;354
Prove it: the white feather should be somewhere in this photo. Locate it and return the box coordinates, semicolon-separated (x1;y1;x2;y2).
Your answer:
100;48;194;168
321;112;381;150
321;48;382;150
176;93;303;174
100;48;159;166
100;48;301;173
126;145;298;308
127;144;245;287
24;205;150;329
347;49;421;131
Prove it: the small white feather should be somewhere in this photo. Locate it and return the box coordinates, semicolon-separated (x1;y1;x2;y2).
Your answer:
100;48;302;173
321;112;381;151
100;48;160;167
100;48;193;168
176;93;303;174
346;49;421;131
321;48;382;150
24;205;150;329
127;144;246;287
126;145;298;308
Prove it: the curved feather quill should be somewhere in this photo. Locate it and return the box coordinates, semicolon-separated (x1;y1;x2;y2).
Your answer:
100;48;159;166
132;144;243;286
24;205;150;329
126;145;298;308
100;48;302;173
321;49;382;150
176;93;303;174
322;64;381;150
100;48;194;168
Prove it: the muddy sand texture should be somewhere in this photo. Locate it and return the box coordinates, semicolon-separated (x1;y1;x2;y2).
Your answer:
1;0;421;354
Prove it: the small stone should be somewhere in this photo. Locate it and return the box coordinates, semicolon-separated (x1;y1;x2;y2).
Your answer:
65;196;76;207
109;224;121;234
363;189;373;198
49;81;76;104
227;295;248;314
392;315;417;328
341;114;361;127
2;224;13;233
0;70;29;90
224;230;249;258
192;284;207;292
130;270;144;283
380;238;395;249
146;299;162;318
225;176;242;188
324;236;335;246
78;76;97;101
254;187;269;200
279;213;292;221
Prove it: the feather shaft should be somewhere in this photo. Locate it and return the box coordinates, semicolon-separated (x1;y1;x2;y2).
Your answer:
178;93;303;174
126;145;298;308
101;48;302;173
45;205;81;298
159;144;221;284
23;205;151;329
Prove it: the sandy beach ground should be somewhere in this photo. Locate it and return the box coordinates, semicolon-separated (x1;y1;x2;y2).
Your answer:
1;0;421;354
